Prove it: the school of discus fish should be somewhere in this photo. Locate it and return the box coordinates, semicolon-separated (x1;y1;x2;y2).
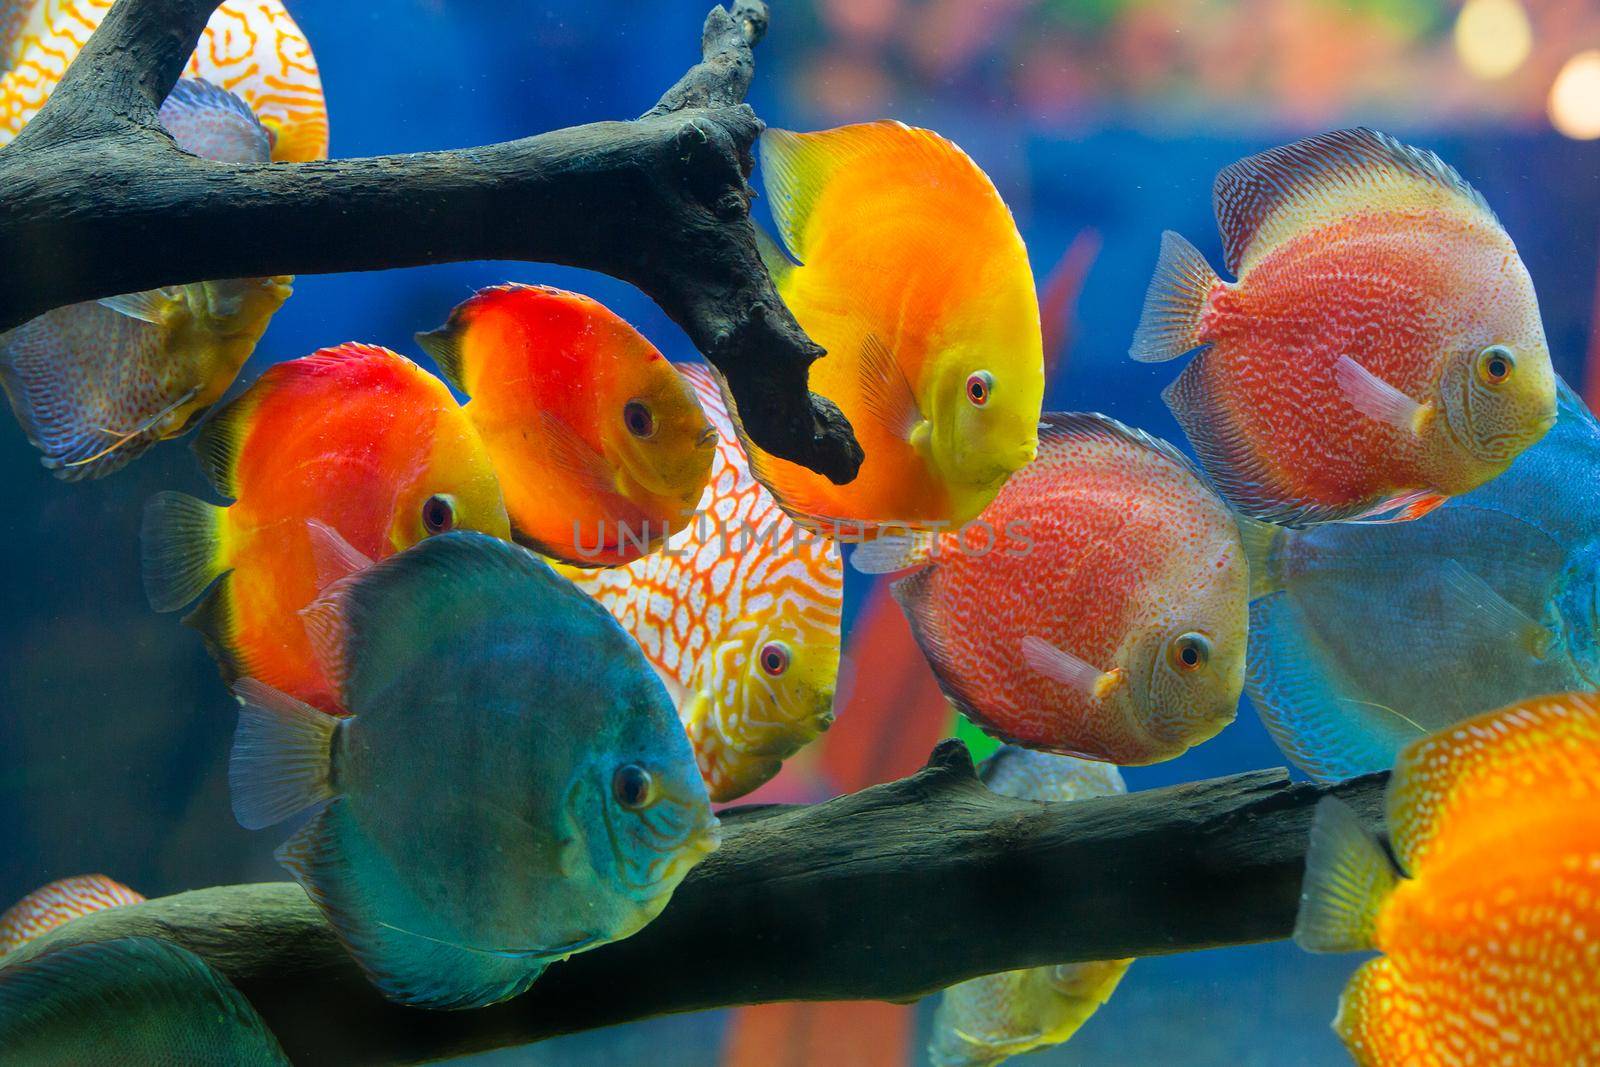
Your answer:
2;1;1598;1062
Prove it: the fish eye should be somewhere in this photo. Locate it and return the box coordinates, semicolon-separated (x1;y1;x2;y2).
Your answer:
421;494;456;535
759;641;790;677
1167;632;1211;673
1477;345;1515;386
966;371;994;407
624;400;657;439
612;764;655;810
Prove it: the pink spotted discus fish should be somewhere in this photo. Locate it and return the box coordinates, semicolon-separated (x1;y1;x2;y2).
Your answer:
0;874;144;955
0;79;292;479
853;413;1248;765
564;363;844;802
1132;128;1556;527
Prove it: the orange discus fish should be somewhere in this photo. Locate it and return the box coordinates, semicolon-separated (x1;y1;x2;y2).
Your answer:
733;121;1045;538
1297;693;1600;1065
0;0;328;160
1133;128;1556;527
853;413;1248;764
141;344;510;712
563;363;843;801
0;875;144;955
417;285;717;568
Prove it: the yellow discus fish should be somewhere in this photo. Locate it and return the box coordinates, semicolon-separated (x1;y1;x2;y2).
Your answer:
0;0;328;160
733;120;1045;538
563;363;844;801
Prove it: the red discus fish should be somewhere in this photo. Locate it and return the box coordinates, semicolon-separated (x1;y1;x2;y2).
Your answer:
0;875;144;955
853;413;1248;764
141;344;510;712
1133;127;1556;527
1297;693;1600;1065
417;285;717;567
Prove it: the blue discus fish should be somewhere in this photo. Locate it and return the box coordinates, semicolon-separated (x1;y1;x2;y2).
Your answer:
928;747;1132;1066
0;936;290;1064
0;78;291;480
1245;378;1600;781
228;531;719;1010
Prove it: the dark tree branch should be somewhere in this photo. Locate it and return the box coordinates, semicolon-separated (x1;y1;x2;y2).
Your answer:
4;741;1388;1067
0;0;863;483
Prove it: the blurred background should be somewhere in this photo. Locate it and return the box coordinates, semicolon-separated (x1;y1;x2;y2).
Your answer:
3;0;1599;1063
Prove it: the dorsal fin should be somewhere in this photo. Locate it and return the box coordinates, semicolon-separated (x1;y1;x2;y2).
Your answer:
1037;411;1203;480
1213;128;1498;276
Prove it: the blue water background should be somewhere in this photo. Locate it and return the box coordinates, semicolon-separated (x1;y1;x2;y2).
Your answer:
2;2;1597;1063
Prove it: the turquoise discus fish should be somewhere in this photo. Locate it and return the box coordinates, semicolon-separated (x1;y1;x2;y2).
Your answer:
1246;378;1600;781
0;79;291;479
0;936;290;1064
928;747;1132;1066
228;531;719;1010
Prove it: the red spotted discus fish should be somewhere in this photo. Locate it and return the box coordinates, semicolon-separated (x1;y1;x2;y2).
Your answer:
142;344;510;712
734;121;1045;538
0;80;291;479
1297;693;1600;1065
0;0;328;161
565;364;843;801
1133;128;1556;527
417;285;717;567
0;875;144;955
854;413;1248;765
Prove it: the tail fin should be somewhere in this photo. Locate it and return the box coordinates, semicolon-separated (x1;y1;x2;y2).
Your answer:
141;492;228;612
1293;796;1399;953
1129;231;1219;363
229;678;338;831
753;225;797;289
1236;515;1284;600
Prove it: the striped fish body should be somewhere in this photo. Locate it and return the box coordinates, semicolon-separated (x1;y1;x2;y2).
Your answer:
0;874;143;955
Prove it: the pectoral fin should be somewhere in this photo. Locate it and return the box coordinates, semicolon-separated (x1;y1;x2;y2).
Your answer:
1020;637;1124;701
1333;356;1430;436
858;334;924;442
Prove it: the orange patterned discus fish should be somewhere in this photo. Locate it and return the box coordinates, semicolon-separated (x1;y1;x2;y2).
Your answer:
417;284;717;568
1296;693;1600;1066
141;344;510;712
853;413;1248;765
1132;128;1556;528
734;121;1045;538
0;0;328;160
564;363;843;801
0;875;144;955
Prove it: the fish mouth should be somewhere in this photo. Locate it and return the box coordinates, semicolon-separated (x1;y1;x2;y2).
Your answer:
696;425;720;448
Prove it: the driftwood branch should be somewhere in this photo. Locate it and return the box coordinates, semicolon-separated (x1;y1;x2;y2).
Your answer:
5;741;1388;1066
0;0;863;483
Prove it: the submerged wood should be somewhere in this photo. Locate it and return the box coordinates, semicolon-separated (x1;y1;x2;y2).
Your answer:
0;0;863;483
4;741;1388;1066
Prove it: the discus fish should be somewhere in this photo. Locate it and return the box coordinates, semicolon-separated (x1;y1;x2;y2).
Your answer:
1132;127;1556;527
0;874;144;955
1247;379;1600;782
0;79;291;480
1296;693;1600;1065
564;363;843;801
930;747;1132;1066
142;343;510;713
0;0;328;160
731;121;1044;537
0;936;290;1064
416;284;717;567
229;532;718;1009
853;413;1247;764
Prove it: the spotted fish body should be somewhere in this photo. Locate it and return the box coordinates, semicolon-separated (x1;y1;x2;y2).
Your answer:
1133;128;1556;527
140;344;510;713
1296;694;1600;1065
0;80;291;480
0;875;144;955
0;0;328;160
1245;380;1600;782
565;363;844;801
930;748;1131;1066
854;413;1248;765
0;936;290;1064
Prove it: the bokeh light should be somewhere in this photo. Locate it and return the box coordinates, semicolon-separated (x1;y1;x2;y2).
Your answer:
1549;50;1600;140
1454;0;1532;81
